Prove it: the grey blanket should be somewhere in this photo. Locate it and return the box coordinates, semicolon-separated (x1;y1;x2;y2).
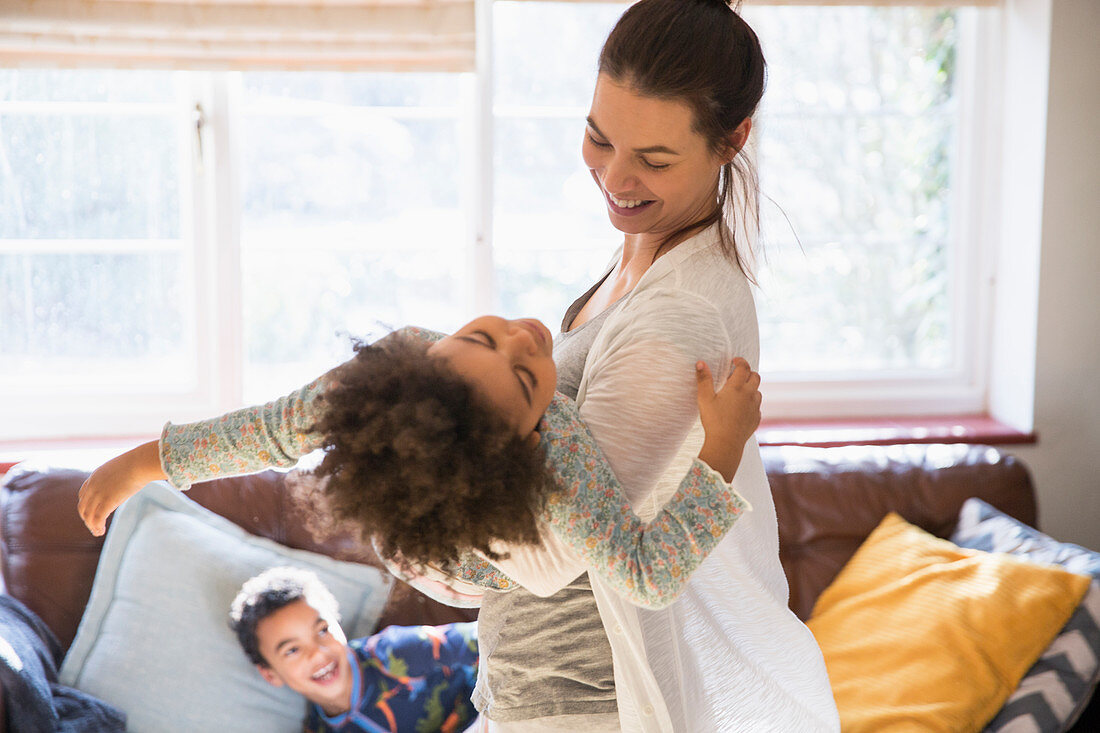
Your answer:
0;594;125;733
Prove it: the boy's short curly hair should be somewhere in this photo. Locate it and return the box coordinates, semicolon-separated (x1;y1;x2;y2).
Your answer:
229;566;341;667
308;333;552;572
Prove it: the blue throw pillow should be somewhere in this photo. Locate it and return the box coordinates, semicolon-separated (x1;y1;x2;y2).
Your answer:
952;498;1100;733
58;481;390;733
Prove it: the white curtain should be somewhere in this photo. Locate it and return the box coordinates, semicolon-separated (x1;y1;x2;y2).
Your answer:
0;0;475;72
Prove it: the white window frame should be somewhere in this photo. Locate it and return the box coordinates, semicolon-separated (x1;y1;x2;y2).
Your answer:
0;1;1010;441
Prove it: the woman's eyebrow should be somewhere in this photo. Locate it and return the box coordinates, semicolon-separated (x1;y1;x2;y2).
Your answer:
586;117;679;156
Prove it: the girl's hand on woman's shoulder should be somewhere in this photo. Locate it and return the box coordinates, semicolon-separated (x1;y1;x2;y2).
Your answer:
695;358;762;482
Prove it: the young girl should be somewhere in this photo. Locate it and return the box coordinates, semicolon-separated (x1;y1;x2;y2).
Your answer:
77;314;761;611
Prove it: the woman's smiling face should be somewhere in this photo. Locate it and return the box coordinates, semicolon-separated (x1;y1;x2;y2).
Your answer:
582;74;728;242
428;316;557;439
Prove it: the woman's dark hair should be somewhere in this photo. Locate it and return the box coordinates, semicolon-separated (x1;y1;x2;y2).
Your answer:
306;333;551;572
598;0;766;275
229;566;341;667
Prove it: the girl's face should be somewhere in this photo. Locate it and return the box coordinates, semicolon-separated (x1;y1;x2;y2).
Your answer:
582;74;728;243
428;316;557;439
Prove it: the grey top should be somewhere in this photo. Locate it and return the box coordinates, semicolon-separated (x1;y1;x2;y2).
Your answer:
471;278;625;722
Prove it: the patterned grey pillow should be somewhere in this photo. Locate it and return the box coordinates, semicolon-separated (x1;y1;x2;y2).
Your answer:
952;498;1100;733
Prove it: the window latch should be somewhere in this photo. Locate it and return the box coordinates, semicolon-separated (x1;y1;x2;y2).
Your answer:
193;103;206;170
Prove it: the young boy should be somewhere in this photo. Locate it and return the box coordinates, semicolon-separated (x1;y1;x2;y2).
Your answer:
230;566;479;733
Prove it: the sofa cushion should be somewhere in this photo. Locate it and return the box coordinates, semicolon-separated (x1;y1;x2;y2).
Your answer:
952;497;1100;733
58;481;389;733
808;512;1089;733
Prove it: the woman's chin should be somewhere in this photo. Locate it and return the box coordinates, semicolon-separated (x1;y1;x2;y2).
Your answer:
607;214;653;235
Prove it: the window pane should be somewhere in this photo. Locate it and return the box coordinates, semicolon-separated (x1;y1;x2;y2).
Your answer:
0;113;180;239
748;6;961;375
492;2;624;326
0;70;192;396
241;72;460;107
0;69;178;104
238;72;465;401
755;240;950;372
0;251;191;388
493;2;625;108
493;117;613;325
495;246;612;330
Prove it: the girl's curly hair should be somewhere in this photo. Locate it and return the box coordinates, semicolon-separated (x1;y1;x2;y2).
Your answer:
307;333;552;572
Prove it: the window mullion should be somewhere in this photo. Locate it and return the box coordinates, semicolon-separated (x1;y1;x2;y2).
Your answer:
173;72;207;421
468;0;495;316
190;72;245;415
949;8;989;403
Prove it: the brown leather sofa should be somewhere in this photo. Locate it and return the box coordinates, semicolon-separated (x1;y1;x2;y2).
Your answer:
1;444;1095;731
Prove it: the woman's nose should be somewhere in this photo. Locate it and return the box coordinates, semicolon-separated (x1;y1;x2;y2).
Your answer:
601;153;637;195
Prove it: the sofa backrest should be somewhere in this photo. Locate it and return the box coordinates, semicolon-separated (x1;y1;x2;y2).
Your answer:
765;443;1036;620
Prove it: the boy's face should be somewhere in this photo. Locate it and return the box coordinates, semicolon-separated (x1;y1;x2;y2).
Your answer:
254;598;354;716
430;315;558;439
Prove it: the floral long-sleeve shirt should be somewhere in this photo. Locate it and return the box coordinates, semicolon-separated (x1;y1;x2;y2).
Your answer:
159;327;750;609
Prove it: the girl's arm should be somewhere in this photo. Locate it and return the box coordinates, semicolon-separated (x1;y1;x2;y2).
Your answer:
77;373;332;536
77;328;428;536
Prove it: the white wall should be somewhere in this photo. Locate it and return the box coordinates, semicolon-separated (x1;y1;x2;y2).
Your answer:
1010;0;1100;549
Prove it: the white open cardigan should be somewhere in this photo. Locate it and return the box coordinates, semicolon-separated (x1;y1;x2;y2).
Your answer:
477;225;840;732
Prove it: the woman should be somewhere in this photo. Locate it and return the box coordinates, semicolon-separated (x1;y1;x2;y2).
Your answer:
435;0;840;730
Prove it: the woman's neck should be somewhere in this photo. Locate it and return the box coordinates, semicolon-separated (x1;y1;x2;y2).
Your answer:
620;219;710;275
568;223;709;331
617;236;662;283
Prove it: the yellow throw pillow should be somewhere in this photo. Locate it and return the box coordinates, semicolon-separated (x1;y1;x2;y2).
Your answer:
808;512;1089;733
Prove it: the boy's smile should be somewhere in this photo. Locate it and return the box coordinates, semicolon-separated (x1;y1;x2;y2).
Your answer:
254;598;354;716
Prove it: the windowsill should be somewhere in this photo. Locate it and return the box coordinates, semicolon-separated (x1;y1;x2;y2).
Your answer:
757;415;1036;448
0;416;1036;476
0;435;154;477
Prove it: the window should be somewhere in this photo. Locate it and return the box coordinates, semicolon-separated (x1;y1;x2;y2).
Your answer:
0;1;997;440
491;2;989;418
0;69;194;395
